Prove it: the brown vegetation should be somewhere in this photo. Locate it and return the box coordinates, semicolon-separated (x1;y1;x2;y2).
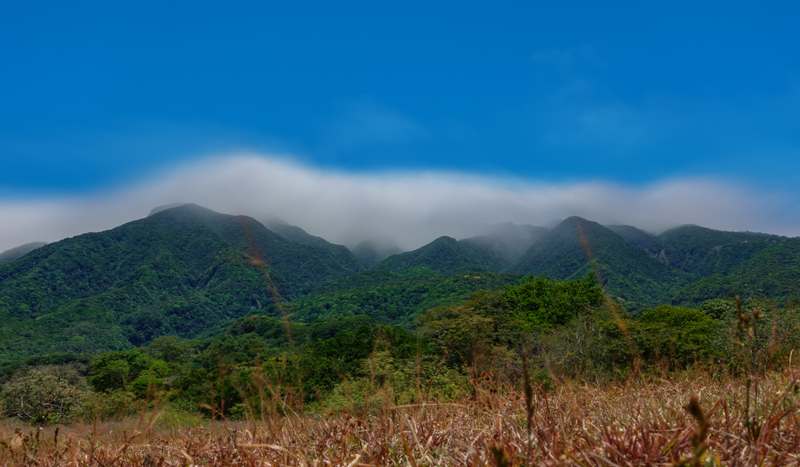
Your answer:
3;368;800;466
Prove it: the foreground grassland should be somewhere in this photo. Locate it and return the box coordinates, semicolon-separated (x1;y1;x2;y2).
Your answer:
3;370;800;466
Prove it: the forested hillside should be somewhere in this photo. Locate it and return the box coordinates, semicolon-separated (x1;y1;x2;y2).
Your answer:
379;216;799;310
0;204;798;373
0;205;360;368
512;217;686;308
290;269;520;325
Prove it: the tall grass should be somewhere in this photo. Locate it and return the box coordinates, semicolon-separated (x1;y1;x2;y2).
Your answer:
3;368;800;465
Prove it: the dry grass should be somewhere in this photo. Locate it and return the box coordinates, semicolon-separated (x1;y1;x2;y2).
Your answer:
3;369;800;466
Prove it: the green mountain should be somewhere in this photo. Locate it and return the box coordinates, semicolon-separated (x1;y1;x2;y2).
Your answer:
377;236;509;274
1;205;798;371
656;225;782;276
264;218;361;273
354;218;798;310
673;237;800;303
0;204;360;365
607;224;799;303
0;242;47;263
513;217;686;308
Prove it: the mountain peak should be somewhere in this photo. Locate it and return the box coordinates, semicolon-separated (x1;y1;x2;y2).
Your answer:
558;216;595;227
149;203;196;216
149;203;217;217
513;215;678;308
552;216;608;236
378;234;506;274
146;204;264;231
430;235;458;245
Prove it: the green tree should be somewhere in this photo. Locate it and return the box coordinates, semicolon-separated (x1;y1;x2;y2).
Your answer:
88;349;167;393
634;305;721;367
1;366;89;424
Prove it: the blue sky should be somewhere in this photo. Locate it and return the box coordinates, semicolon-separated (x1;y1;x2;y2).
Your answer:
1;1;799;195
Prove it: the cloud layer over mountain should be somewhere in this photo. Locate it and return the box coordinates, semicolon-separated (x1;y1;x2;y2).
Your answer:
0;154;796;252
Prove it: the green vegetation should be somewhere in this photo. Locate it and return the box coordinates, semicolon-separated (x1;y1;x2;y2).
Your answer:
633;305;721;367
674;238;800;303
349;217;799;312
511;217;800;310
1;366;89;424
2;206;798;372
290;269;519;325
0;205;360;369
0;242;46;264
513;217;686;309
377;236;510;274
5;271;798;426
1;205;799;428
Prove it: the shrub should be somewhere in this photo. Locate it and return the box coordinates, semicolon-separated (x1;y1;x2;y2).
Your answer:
83;390;138;420
318;378;385;415
634;305;721;368
88;349;169;395
1;366;89;424
541;308;637;381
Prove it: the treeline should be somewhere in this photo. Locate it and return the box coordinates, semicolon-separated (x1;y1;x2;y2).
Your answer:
2;275;799;425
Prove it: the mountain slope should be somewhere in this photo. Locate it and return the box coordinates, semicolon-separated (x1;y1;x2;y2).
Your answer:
657;225;782;276
2;206;799;370
264;218;361;273
0;205;360;364
673;237;800;303
607;225;662;257
291;269;520;325
377;236;509;274
513;217;686;308
0;242;47;263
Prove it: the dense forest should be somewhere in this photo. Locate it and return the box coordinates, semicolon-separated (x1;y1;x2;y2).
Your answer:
0;204;799;425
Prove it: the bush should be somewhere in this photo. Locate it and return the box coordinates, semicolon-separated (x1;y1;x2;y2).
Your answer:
317;350;471;416
541;308;637;381
318;378;385;415
1;366;89;424
83;390;138;420
88;349;170;396
634;305;721;368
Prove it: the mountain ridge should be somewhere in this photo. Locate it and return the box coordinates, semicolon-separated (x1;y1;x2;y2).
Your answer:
0;204;361;364
1;205;798;368
377;235;510;274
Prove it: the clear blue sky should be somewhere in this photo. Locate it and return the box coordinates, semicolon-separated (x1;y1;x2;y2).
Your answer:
2;1;799;194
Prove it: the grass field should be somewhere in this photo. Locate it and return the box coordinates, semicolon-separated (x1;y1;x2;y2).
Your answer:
3;368;800;466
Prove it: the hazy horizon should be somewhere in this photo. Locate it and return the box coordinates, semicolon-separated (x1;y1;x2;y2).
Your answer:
0;154;797;253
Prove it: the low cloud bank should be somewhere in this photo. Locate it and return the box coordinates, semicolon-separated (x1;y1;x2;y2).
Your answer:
0;154;796;252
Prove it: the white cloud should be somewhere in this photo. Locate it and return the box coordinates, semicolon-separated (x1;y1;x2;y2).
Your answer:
0;153;796;252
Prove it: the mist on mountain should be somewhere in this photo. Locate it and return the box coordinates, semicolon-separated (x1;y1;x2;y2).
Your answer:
0;155;797;253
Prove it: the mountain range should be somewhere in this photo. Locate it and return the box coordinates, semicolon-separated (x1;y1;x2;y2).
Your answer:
0;204;797;367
